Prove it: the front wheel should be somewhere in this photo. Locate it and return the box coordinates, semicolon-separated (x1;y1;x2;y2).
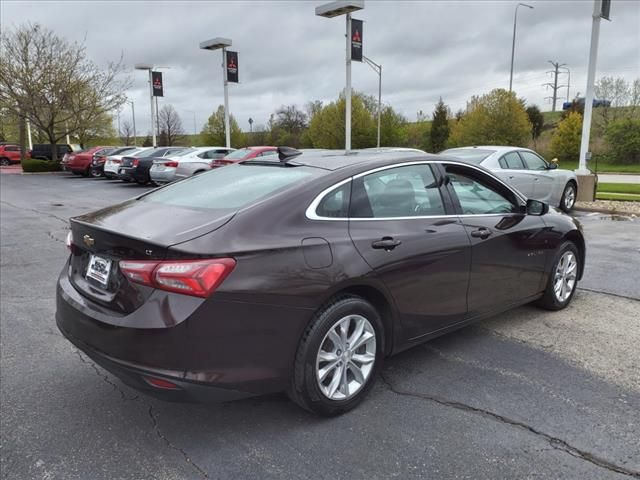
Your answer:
536;241;580;310
89;167;102;178
0;158;10;166
560;182;577;212
288;296;383;416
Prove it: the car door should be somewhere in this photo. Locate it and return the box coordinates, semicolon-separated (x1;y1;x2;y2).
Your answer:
494;151;535;198
347;163;471;341
519;151;556;203
443;163;548;316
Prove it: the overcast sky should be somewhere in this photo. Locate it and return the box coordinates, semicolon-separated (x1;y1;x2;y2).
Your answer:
2;0;639;136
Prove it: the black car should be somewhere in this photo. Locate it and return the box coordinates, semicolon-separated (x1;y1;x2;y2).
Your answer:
117;147;186;184
30;143;82;161
57;148;585;416
89;146;137;177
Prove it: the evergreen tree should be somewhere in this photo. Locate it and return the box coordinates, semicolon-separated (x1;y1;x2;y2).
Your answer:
430;98;450;152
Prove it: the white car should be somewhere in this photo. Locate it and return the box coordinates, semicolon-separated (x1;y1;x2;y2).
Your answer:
150;147;235;184
104;147;151;179
441;146;578;212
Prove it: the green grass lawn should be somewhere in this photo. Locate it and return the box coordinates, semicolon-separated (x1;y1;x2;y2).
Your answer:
596;192;640;201
555;160;640;174
597;183;640;194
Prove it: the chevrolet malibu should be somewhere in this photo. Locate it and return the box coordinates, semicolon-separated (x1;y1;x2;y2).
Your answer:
56;148;585;416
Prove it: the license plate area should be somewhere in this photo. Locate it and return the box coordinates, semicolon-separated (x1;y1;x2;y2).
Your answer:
86;254;112;286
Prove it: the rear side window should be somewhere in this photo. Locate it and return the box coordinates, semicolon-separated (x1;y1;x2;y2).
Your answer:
520;151;548;170
316;182;351;218
499;152;525;169
440;148;496;165
351;164;445;218
141;164;319;210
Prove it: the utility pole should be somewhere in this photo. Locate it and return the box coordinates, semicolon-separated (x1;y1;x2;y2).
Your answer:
543;60;566;112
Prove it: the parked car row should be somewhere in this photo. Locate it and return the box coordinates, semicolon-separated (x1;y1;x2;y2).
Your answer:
65;144;279;186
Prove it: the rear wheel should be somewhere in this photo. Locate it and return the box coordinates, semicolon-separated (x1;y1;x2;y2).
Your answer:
0;158;10;166
560;182;577;212
288;296;383;416
537;241;580;310
89;167;102;178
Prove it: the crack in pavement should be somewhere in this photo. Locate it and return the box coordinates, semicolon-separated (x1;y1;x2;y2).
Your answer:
0;200;69;224
148;406;210;479
379;374;640;478
71;349;209;478
577;287;639;302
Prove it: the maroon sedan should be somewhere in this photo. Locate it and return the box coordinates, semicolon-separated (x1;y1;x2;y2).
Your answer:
63;146;115;176
210;145;277;168
56;148;585;416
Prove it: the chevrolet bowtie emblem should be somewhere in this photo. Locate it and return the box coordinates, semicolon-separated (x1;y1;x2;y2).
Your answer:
83;235;95;247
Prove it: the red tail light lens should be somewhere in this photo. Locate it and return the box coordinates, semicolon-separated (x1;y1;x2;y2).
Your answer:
210;159;233;168
164;161;179;168
144;377;180;390
113;159;121;164
119;258;236;298
132;159;139;167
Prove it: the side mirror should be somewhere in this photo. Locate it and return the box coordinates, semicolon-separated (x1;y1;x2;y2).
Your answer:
547;162;558;170
526;199;549;216
551;158;559;163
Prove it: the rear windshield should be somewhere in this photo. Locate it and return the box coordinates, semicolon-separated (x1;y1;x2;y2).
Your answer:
135;148;166;158
440;148;496;164
140;164;319;210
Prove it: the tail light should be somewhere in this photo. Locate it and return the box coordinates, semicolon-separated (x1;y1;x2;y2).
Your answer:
119;258;236;298
164;161;178;168
132;159;139;167
65;231;74;251
113;159;121;164
210;159;233;168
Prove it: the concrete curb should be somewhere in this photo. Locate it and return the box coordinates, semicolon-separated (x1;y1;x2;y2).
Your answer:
574;206;638;216
19;171;66;175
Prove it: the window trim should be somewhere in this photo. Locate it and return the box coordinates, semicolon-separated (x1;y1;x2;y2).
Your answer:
499;151;526;170
305;160;526;221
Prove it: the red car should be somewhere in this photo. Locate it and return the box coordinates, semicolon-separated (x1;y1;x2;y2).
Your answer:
210;146;277;168
63;146;115;176
0;144;28;166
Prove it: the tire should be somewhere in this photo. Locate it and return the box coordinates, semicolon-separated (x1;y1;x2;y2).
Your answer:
89;167;102;178
288;295;384;416
536;241;580;311
560;182;577;212
0;158;10;166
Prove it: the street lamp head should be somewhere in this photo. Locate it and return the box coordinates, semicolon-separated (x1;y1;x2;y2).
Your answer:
315;0;364;18
134;63;153;70
199;37;232;51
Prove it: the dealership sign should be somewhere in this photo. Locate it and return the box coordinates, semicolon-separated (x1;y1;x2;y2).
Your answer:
151;71;163;97
351;19;363;62
226;51;239;83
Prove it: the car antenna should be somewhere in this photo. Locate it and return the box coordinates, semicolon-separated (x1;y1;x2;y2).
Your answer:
278;146;302;163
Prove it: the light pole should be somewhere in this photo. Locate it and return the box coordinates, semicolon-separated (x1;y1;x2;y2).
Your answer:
363;55;382;149
509;2;534;93
316;1;365;153
185;110;197;136
126;100;137;145
199;37;233;148
134;63;156;147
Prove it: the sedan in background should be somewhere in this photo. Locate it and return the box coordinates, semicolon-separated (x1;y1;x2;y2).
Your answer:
57;148;585;416
62;146;116;176
209;146;277;169
90;146;137;177
104;147;151;179
118;147;186;185
151;147;235;184
440;146;579;212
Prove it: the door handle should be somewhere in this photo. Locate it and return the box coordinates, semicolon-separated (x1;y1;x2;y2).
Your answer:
371;237;402;251
470;228;492;239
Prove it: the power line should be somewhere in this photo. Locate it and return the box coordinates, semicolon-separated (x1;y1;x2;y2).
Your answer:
543;60;568;112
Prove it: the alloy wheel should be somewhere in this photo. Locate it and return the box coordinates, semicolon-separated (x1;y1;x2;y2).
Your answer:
564;184;576;210
315;314;376;401
553;251;577;302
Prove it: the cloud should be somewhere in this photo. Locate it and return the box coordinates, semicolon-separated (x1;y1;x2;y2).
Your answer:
2;0;638;135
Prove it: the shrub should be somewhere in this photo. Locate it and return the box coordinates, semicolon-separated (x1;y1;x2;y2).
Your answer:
21;159;61;172
551;112;583;163
605;118;640;165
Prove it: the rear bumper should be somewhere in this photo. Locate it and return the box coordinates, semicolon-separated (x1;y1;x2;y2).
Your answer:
150;168;177;184
117;167;138;181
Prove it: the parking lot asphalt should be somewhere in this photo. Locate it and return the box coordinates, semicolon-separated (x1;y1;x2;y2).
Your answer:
1;173;639;480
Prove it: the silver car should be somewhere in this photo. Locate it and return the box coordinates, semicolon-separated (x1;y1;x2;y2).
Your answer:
150;147;235;184
441;146;578;212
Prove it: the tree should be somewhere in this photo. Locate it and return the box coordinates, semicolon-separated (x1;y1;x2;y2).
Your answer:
119;119;134;145
594;76;640;130
0;23;129;160
379;105;408;147
305;100;323;123
306;93;375;149
525;105;545;147
76;111;116;146
430;98;450;152
606;118;640;165
201;105;243;147
269;104;308;147
142;135;153;147
551;112;583;163
448;89;532;147
157;104;185;146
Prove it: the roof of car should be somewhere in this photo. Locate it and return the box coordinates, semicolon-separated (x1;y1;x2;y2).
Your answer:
443;145;533;154
275;148;434;171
